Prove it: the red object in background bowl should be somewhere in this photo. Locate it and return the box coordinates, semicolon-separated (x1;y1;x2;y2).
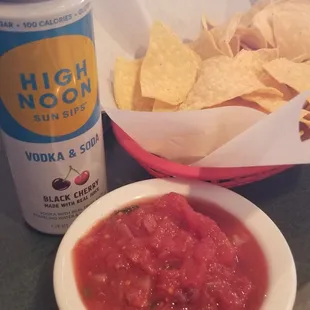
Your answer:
112;123;293;188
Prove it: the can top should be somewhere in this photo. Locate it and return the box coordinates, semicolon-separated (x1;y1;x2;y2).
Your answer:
0;0;89;19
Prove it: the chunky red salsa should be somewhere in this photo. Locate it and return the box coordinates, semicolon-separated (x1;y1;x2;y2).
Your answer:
73;193;268;310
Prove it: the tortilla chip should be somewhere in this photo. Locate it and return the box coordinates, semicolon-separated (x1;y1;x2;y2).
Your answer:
236;27;267;50
301;109;310;118
235;49;277;83
141;21;201;105
113;57;155;111
152;100;179;112
240;0;274;27
201;14;217;30
252;8;276;47
134;97;155;111
235;48;278;63
235;49;294;99
189;29;224;60
241;93;286;113
240;43;253;51
215;97;267;113
201;15;209;31
292;54;310;63
210;13;243;57
273;9;310;59
229;36;240;56
263;58;310;94
179;55;281;111
113;58;142;110
300;109;310;127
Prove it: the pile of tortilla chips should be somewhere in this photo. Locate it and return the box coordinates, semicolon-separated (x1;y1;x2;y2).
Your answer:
113;0;310;131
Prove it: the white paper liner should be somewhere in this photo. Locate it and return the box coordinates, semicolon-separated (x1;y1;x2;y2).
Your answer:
94;0;310;167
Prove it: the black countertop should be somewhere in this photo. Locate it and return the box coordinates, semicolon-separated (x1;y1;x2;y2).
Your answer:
1;126;310;310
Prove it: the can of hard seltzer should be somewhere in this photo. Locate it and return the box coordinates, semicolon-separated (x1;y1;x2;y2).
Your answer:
0;0;107;234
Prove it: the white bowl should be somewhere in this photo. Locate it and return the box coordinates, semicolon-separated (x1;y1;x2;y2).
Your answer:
53;179;296;310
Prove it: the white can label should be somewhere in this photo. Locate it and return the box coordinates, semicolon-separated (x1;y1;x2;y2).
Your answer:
0;3;107;234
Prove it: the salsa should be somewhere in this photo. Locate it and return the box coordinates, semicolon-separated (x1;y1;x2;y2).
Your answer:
73;193;268;310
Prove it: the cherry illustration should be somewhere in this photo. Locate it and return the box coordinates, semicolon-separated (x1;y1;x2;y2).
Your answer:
70;166;90;186
52;167;72;191
75;171;90;185
52;178;71;191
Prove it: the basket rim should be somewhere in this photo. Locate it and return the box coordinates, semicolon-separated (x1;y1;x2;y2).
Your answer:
112;122;292;180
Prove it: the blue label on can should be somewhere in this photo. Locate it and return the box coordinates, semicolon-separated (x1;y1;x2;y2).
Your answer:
0;11;101;143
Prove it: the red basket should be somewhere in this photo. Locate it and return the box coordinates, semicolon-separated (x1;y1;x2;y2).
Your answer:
112;123;293;188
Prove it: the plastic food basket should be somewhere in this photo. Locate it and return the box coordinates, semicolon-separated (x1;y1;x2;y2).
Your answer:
112;123;292;188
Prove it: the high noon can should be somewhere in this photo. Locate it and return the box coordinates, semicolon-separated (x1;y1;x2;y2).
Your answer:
0;0;107;234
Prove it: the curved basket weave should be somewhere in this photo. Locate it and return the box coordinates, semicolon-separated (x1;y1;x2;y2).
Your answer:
112;123;292;188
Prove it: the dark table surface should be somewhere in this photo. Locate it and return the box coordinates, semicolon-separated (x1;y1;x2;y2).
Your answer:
1;126;310;310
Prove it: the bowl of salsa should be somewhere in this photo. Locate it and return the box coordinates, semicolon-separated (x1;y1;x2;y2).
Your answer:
54;179;296;310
